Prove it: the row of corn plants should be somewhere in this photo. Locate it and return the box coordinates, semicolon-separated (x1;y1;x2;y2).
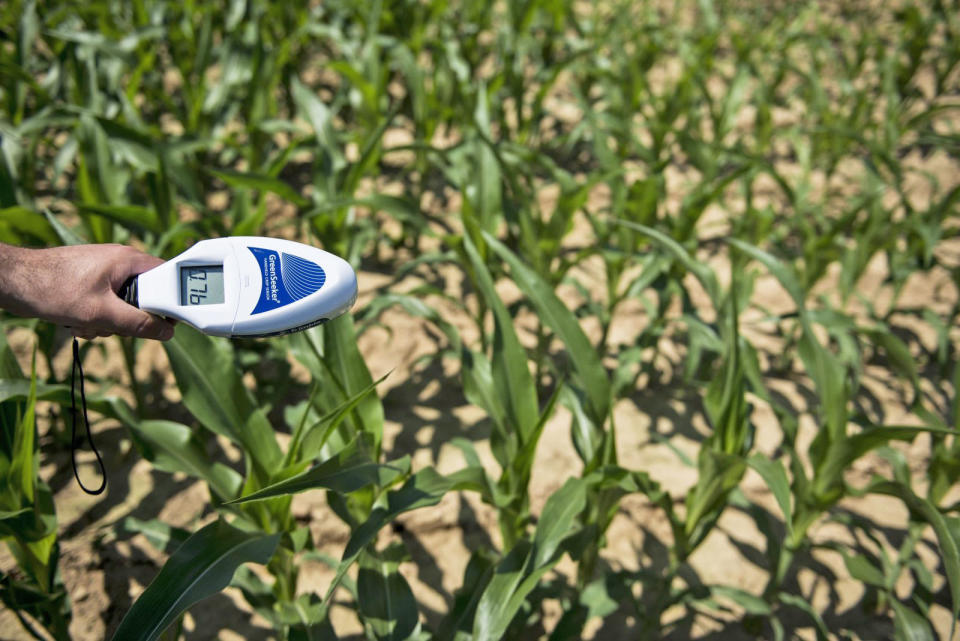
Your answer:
2;0;960;638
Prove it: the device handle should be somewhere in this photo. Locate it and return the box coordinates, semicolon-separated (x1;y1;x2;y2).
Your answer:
117;276;139;307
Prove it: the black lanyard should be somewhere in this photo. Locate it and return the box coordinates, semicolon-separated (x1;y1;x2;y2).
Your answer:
71;337;106;495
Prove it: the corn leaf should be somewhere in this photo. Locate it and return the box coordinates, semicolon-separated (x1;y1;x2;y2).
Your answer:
462;234;538;443
613;219;721;307
323;467;484;612
435;549;497;641
76;204;163;235
484;232;611;425
320;315;385;453
870;479;960;637
0;206;59;245
110;518;279;641
207;168;308;208
131;420;243;501
115;517;191;555
891;599;935;641
747;455;793;538
227;446;394;505
164;325;282;477
472;477;587;640
357;544;420;641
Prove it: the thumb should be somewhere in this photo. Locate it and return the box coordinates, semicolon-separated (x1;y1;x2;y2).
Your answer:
101;295;175;341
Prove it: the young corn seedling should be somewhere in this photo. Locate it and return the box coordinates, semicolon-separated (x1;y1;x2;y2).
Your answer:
0;337;70;641
94;315;418;641
729;240;960;635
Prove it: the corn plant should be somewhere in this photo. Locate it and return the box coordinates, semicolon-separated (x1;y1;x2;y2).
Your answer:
2;0;960;639
0;333;69;641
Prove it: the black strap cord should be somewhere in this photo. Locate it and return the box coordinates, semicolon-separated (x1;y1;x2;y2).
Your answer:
71;337;106;495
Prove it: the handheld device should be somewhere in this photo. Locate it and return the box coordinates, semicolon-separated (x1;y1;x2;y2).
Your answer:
119;237;357;338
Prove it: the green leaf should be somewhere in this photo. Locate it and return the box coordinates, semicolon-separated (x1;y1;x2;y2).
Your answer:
8;356;38;504
436;548;497;641
709;585;771;616
110;519;279;641
611;219;721;306
779;593;829;641
703;285;749;456
323;468;474;609
0;330;24;379
321;315;384;452
462;235;539;442
291;317;385;456
798;327;849;453
858;326;919;392
747;455;792;537
0;206;58;245
227;445;391;504
891;599;935;641
295;372;390;463
116;517;191;555
471;541;533;641
685;450;746;540
42;209;85;245
130;420;243;501
472;478;588;641
76;204;162;235
461;348;510;460
579;577;621;619
531;476;589;568
512;381;564;491
357;544;420;641
291;77;339;155
817;426;928;498
0;572;69;640
163;326;282;477
0;487;56;542
841;552;886;589
727;238;805;311
286;594;336;640
561;385;604;468
471;88;502;234
870;480;960;636
484;232;610;425
208;168;308;208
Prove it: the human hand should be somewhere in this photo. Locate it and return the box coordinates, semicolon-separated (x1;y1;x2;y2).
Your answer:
0;243;175;340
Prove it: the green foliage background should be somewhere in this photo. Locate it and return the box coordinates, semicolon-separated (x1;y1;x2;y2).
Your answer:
1;0;960;639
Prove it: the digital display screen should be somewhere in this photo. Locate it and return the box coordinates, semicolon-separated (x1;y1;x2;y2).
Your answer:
180;265;225;306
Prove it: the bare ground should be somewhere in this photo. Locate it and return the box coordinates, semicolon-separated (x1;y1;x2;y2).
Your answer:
1;235;959;640
3;84;960;640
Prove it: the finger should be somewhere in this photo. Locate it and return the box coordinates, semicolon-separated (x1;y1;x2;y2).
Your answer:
100;296;176;341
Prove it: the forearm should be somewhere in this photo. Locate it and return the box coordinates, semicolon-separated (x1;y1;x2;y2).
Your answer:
0;243;49;319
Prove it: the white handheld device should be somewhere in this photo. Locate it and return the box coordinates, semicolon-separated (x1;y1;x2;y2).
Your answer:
119;237;358;338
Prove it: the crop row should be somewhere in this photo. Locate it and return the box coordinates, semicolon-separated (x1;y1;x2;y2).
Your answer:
1;0;959;639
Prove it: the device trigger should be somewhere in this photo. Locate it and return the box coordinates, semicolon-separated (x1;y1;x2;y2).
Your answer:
117;276;139;307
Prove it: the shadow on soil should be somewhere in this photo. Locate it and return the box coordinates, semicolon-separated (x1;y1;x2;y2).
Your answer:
43;315;952;640
42;423;269;640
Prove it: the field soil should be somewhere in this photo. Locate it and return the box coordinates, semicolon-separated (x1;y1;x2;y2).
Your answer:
2;230;959;640
3;125;960;641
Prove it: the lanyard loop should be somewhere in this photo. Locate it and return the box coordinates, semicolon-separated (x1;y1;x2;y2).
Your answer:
71;337;106;495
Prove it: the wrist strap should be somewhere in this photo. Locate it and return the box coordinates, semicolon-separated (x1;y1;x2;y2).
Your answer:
71;337;106;495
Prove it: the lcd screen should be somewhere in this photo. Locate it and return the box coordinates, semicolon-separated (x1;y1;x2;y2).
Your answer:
180;265;225;306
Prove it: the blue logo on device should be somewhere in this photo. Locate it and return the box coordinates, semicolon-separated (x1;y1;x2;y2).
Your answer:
249;247;326;315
